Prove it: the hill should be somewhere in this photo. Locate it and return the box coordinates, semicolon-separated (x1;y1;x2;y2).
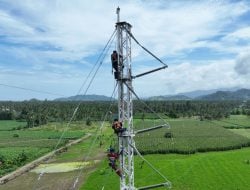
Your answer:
53;88;250;102
147;95;191;101
54;94;115;101
178;87;239;98
199;88;250;100
147;88;250;101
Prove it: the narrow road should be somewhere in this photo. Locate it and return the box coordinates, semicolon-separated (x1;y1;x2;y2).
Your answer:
0;134;91;185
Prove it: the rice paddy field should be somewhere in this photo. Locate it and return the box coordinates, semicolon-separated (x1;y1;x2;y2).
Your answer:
82;115;250;190
135;118;250;154
0;120;86;177
82;148;250;190
0;115;250;190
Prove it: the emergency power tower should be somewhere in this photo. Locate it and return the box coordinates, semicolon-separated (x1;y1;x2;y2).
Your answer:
115;7;135;190
113;7;170;190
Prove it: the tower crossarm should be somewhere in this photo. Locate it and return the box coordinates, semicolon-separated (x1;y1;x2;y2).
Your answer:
135;124;169;134
132;65;168;79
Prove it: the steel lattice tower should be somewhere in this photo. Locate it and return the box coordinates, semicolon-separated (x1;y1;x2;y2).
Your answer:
115;7;135;190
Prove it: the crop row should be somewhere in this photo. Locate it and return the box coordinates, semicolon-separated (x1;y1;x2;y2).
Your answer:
135;119;250;154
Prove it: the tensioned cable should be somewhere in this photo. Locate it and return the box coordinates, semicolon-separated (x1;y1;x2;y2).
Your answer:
124;28;167;67
132;144;172;188
32;30;116;190
0;83;65;97
124;82;170;127
0;31;116;99
70;82;118;190
68;32;117;188
76;29;117;95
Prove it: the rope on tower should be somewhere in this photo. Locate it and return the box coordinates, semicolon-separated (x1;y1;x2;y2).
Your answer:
124;82;170;127
124;28;167;67
32;29;117;190
70;31;117;188
132;144;172;188
76;29;117;95
70;82;118;190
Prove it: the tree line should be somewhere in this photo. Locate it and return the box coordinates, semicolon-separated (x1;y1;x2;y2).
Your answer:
0;100;249;127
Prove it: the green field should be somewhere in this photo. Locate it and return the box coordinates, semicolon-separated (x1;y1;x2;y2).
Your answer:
82;116;250;189
230;129;250;139
82;148;250;190
213;115;250;129
0;120;27;131
134;118;250;154
1;115;250;189
0;120;87;177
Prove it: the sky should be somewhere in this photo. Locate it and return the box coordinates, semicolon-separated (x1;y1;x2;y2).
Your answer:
0;0;250;100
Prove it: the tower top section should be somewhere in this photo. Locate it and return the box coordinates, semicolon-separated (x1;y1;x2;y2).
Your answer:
116;7;120;22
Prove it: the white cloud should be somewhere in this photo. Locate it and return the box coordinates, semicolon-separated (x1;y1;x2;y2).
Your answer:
1;0;249;60
134;59;249;97
124;0;250;57
234;53;250;75
226;27;250;40
0;0;250;100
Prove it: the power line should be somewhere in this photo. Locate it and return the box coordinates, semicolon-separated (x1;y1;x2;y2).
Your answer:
70;83;118;190
124;81;170;127
0;83;65;97
32;29;116;190
76;29;117;95
70;30;117;189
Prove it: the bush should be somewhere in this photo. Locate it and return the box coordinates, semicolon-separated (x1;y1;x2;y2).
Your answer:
13;134;19;138
15;151;28;166
0;154;5;165
86;118;92;126
164;132;173;138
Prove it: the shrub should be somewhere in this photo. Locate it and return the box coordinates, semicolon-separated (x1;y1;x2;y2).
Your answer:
164;132;173;138
13;134;19;138
86;118;92;126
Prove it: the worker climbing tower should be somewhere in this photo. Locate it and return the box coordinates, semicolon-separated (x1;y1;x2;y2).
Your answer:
110;7;171;190
115;7;135;190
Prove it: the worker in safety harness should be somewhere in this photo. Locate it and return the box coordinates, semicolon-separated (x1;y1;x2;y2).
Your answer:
112;118;126;135
111;50;119;72
107;147;122;177
111;50;123;79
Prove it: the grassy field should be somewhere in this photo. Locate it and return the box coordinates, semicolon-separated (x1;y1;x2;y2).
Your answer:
82;148;250;190
230;129;250;139
0;120;27;131
0;122;112;190
213;115;250;129
0;120;87;177
82;116;250;189
1;115;250;189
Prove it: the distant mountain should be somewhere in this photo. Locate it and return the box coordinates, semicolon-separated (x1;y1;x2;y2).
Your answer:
147;88;249;101
54;94;115;101
198;88;250;100
53;88;250;102
147;95;191;101
178;87;240;98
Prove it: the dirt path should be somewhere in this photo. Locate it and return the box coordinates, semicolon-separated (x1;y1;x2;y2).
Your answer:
0;134;91;185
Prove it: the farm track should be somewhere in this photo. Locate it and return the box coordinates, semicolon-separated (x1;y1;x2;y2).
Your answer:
0;134;91;185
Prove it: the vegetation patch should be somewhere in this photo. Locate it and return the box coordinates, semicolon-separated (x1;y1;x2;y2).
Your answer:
135;118;250;154
229;129;250;139
82;148;250;190
31;161;99;174
0;120;86;177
